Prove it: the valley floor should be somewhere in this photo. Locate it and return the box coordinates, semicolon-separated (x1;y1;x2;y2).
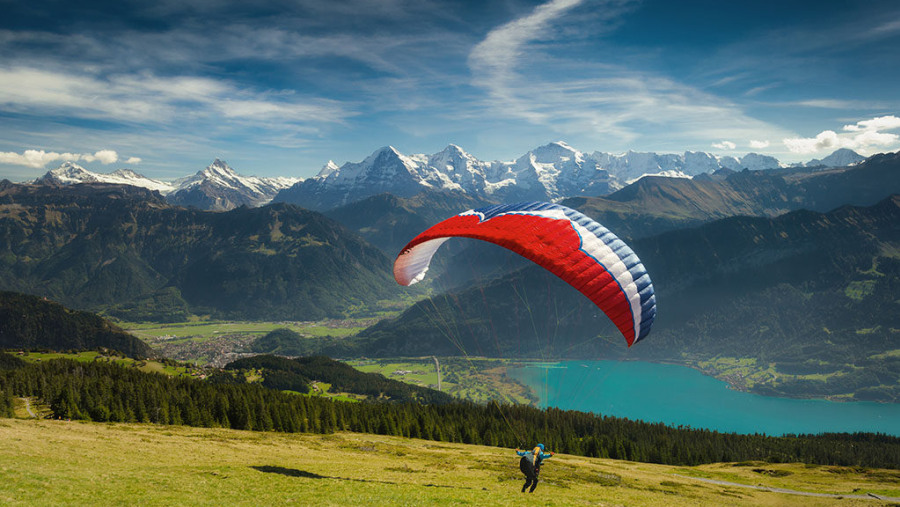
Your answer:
1;418;898;506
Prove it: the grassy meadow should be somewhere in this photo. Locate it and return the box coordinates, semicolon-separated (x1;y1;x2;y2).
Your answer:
2;418;899;506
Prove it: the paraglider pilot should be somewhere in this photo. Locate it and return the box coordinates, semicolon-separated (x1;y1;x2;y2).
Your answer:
515;444;554;492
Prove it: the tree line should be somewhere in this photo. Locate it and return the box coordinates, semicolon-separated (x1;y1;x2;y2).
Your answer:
2;354;899;469
0;292;152;358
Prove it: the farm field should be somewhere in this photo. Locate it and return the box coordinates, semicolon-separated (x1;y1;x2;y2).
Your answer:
349;357;536;405
1;418;899;506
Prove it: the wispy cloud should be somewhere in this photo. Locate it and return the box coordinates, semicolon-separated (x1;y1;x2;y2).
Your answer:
466;0;787;149
0;67;352;126
793;99;887;110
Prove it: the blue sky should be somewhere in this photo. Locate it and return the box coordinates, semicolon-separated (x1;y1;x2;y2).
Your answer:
1;0;898;181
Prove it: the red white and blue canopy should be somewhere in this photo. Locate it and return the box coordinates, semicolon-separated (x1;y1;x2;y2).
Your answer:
393;202;656;346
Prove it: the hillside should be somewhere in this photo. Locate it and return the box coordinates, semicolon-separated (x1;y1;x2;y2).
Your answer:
0;291;151;358
224;354;455;405
7;355;898;468
355;196;900;400
324;190;493;255
0;182;399;321
2;419;899;506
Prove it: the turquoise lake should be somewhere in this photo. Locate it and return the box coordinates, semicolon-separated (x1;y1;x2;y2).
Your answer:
507;360;900;436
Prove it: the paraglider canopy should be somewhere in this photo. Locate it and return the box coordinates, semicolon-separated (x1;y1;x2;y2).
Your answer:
393;202;656;346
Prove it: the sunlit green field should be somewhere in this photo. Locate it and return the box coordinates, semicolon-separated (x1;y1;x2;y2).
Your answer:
349;358;536;405
14;351;194;377
124;319;370;343
1;418;898;506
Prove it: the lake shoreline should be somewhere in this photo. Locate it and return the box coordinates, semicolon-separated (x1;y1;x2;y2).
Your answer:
508;356;894;404
505;359;900;436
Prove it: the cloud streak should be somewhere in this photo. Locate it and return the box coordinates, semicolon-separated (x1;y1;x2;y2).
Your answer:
466;0;789;150
0;67;352;126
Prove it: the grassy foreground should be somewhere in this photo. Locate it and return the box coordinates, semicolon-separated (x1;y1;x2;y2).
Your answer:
2;418;899;506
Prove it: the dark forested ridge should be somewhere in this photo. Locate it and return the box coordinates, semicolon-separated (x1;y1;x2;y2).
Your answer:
356;196;900;400
0;291;151;358
0;182;399;321
2;356;898;469
224;354;455;405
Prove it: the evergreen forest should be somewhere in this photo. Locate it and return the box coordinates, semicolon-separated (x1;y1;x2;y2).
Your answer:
2;354;898;469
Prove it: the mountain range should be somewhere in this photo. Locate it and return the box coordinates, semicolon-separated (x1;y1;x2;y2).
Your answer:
4;142;900;403
274;142;817;211
324;151;900;270
34;159;300;211
26;143;866;212
0;181;398;321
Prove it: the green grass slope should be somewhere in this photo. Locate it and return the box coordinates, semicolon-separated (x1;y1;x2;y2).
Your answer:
1;419;898;506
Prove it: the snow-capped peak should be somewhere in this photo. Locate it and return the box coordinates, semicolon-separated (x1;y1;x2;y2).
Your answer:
44;162;98;183
174;159;299;196
317;160;340;178
35;162;175;193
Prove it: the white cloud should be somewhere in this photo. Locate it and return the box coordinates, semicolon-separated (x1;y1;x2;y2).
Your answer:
749;140;770;149
0;149;131;168
784;130;841;153
842;115;900;132
82;150;119;164
125;157;142;164
712;141;736;150
783;115;900;154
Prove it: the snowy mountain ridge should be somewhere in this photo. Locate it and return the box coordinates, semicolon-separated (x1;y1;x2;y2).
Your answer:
30;143;865;211
35;159;299;211
37;161;177;194
274;141;801;210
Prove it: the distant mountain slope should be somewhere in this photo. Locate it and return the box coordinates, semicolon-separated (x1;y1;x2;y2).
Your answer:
562;150;900;242
779;151;900;212
324;190;492;255
0;291;152;357
356;196;900;400
0;182;398;321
